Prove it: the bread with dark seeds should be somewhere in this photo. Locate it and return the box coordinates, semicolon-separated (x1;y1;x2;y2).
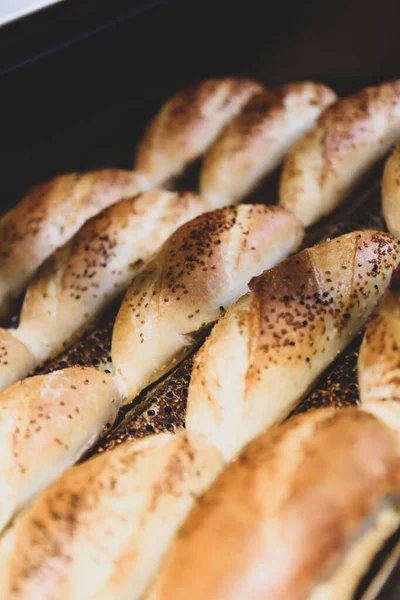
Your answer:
280;80;400;226
186;230;400;459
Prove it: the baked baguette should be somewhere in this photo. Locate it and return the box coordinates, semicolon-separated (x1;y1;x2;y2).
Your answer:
0;366;119;534
0;204;301;530
358;288;400;403
279;80;400;227
382;145;400;239
112;204;304;401
0;232;397;598
200;82;336;206
134;78;263;186
0;190;209;390
186;230;400;460
0;431;223;600
147;406;400;600
0;77;261;321
0;170;143;320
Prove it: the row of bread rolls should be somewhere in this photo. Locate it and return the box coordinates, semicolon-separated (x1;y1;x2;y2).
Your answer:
0;78;262;321
0;230;398;599
147;403;400;600
2;76;400;327
0;190;210;388
0;76;333;323
0;204;303;534
3;77;400;393
0;77;343;533
2;78;400;596
0;80;338;391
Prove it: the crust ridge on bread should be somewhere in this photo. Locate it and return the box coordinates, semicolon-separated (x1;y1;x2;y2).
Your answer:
200;81;336;206
185;230;400;459
280;80;400;226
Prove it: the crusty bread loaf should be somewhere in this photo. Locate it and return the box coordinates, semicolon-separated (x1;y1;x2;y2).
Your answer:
0;78;261;321
200;82;337;206
358;288;400;403
147;407;400;600
0;190;209;390
185;230;400;460
0;431;223;600
112;205;304;401
0;366;119;534
134;78;263;186
0;202;303;531
382;145;400;239
1;232;398;599
0;170;144;320
280;80;400;227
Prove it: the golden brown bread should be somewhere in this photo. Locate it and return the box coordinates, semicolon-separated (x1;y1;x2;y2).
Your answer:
200;82;337;206
1;233;398;598
0;366;119;534
0;190;209;390
147;407;400;600
185;230;400;460
0;203;303;532
0;431;223;600
111;205;304;401
134;77;263;186
0;170;143;320
279;80;400;227
0;78;261;321
358;288;400;403
382;145;400;239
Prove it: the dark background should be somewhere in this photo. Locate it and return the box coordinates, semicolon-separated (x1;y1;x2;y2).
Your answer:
1;0;400;211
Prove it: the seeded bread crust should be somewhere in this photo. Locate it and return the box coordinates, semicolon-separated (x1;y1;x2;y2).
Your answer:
201;81;336;206
280;80;400;226
186;230;400;460
135;78;263;186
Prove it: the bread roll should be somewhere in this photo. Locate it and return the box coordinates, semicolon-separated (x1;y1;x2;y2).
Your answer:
112;205;304;401
200;82;336;206
0;431;223;600
134;78;263;186
0;202;303;533
0;78;260;321
0;170;143;320
358;288;400;403
0;366;119;534
186;230;400;460
147;407;400;600
382;145;400;239
0;190;209;390
280;80;400;227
